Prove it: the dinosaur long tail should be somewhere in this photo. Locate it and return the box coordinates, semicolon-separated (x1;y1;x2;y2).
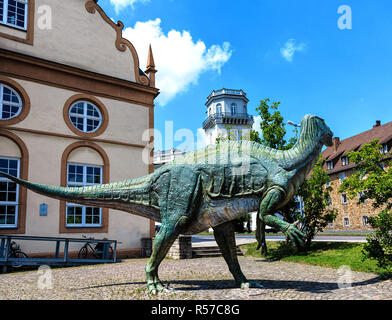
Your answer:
0;171;161;221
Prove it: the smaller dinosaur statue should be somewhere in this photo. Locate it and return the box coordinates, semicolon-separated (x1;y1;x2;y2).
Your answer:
0;114;333;294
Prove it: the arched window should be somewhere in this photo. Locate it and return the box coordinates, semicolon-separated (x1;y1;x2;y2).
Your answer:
66;163;102;227
231;103;237;115
0;83;23;120
0;130;29;234
0;157;20;228
216;103;222;116
60;141;109;233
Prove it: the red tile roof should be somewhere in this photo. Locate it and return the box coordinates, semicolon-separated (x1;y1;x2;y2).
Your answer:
322;120;392;174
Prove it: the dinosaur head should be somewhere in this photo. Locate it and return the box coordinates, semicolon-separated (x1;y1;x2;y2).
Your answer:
300;114;334;147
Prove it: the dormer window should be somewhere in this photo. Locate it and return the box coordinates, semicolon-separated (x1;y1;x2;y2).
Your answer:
341;156;349;166
380;144;388;154
0;0;28;30
327;160;334;170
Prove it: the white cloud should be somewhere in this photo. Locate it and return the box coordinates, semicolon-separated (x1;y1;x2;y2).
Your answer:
122;18;232;106
280;39;305;62
110;0;150;14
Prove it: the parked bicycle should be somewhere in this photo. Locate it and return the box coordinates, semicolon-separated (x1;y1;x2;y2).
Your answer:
8;241;28;268
78;235;114;259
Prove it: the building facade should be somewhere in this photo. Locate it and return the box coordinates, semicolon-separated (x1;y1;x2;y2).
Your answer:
153;148;187;169
202;89;254;145
322;120;392;231
0;0;159;257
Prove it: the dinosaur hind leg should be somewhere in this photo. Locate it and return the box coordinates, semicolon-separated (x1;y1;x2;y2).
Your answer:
145;168;202;294
213;221;264;289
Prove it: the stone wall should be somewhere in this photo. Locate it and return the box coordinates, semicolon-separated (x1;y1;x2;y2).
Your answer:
326;172;377;230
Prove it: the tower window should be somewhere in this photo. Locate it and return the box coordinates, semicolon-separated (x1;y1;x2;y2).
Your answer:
216;104;222;116
231;104;236;115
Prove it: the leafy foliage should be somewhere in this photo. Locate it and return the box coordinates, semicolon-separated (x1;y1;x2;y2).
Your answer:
297;157;338;249
362;210;392;271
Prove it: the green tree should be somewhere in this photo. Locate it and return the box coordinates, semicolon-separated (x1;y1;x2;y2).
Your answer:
297;157;338;249
339;140;392;272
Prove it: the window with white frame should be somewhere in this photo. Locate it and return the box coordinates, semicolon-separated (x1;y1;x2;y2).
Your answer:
327;160;334;170
66;163;102;227
380;144;388;154
231;103;236;115
0;157;19;228
362;215;369;226
216;104;222;116
0;0;28;30
341;156;349;166
344;217;349;227
341;193;348;204
0;83;23;120
69;101;102;133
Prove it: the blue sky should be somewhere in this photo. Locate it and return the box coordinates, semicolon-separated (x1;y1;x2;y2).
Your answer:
100;0;392;151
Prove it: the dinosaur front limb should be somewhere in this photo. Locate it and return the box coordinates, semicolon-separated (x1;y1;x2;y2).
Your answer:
259;188;306;248
145;224;179;295
256;217;267;256
213;221;264;289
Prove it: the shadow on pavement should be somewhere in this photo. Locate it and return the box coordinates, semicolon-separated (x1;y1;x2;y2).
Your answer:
75;275;383;294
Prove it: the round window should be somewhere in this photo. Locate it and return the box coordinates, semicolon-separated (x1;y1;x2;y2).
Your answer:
69;101;102;133
0;84;23;120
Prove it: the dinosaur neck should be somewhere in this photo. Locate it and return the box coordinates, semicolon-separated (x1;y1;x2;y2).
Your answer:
280;121;323;173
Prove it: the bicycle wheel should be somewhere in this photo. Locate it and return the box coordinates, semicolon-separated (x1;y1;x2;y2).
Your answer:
78;246;89;259
10;251;28;268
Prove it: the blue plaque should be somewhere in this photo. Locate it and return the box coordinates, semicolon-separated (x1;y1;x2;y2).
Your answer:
40;203;48;216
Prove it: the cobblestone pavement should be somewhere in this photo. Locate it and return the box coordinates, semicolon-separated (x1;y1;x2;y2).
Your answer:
0;256;391;300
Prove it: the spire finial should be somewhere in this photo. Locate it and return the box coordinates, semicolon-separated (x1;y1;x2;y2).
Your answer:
145;44;157;87
147;44;155;69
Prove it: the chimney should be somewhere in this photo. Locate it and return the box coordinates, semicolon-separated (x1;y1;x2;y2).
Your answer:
333;137;340;151
373;120;381;128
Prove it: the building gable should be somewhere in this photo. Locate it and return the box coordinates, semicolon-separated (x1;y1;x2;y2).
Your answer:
0;0;149;84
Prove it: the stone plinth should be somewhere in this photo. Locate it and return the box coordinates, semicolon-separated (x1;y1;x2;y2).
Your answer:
141;238;152;257
166;235;192;260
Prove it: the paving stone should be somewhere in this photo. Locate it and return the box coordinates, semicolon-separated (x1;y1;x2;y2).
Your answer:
0;256;391;300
